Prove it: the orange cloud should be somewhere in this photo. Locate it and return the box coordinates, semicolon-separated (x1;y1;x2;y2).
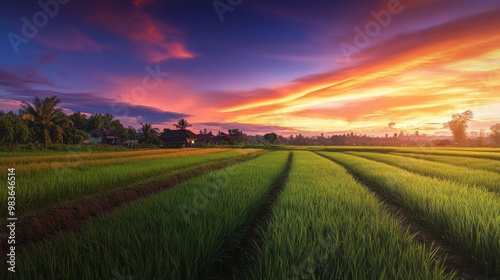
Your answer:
212;9;500;134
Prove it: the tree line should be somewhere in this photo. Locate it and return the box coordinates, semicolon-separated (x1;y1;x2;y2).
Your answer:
1;96;500;148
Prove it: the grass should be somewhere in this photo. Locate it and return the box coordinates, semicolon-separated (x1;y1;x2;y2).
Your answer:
391;148;500;160
0;148;196;166
1;148;230;174
242;151;451;280
346;151;500;193
2;151;290;280
390;152;500;173
319;151;500;277
0;148;261;219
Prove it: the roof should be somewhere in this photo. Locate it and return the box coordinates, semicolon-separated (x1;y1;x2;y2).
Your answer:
90;128;120;138
159;129;198;141
196;134;212;141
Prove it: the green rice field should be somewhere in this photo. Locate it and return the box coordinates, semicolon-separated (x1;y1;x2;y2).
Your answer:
1;147;499;279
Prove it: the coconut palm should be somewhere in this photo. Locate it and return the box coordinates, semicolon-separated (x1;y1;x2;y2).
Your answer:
140;122;159;139
174;118;191;130
21;96;72;148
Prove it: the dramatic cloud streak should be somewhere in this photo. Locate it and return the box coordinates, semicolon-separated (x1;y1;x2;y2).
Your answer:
0;0;498;135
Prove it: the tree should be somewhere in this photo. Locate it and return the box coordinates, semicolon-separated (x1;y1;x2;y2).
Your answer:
69;112;88;131
444;110;473;145
0;112;29;147
263;132;278;144
228;128;246;142
174;118;192;130
491;123;500;146
21;96;72;148
123;126;138;140
140;122;159;143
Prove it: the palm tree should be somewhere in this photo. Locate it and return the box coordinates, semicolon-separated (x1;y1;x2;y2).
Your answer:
174;118;191;130
21;96;72;148
140;122;159;139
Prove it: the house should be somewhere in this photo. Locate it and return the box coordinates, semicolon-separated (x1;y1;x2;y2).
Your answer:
123;140;139;147
89;128;120;145
212;132;234;144
195;132;213;145
195;132;239;145
159;129;198;147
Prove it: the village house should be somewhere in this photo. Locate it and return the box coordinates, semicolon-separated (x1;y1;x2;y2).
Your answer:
89;128;120;145
159;129;198;147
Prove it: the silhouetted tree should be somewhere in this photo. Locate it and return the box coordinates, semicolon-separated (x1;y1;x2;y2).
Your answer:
264;132;278;143
21;96;72;148
174;118;191;130
0;112;29;147
491;123;500;146
69;112;88;131
141;122;159;139
444;110;473;145
228;128;246;142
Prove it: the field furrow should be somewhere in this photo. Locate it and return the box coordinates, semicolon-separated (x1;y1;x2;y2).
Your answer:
242;151;451;280
1;151;290;280
318;152;500;278
0;151;265;259
209;152;292;279
0;148;261;218
346;151;500;193
0;148;220;173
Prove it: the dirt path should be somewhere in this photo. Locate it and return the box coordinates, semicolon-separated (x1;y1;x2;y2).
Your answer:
317;153;486;280
0;152;266;259
206;152;293;280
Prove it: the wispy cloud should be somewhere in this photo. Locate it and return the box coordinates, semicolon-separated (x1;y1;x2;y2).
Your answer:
35;29;105;52
89;4;195;62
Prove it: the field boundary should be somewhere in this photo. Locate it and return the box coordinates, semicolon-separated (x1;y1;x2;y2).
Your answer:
315;152;485;280
207;152;293;279
0;151;267;260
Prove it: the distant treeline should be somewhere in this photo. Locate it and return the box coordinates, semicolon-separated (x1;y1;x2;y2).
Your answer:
1;96;499;148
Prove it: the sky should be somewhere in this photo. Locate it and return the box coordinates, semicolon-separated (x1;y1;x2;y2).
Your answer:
0;0;499;136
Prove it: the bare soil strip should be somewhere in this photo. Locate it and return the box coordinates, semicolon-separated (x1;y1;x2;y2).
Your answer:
317;153;486;280
0;151;267;259
206;152;293;280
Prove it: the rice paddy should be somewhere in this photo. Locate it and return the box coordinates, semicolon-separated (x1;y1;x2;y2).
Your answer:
1;147;498;279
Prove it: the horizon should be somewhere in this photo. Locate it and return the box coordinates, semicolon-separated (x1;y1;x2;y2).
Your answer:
1;0;499;137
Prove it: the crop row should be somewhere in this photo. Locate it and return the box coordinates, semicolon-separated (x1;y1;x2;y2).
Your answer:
391;148;500;161
1;148;230;174
319;152;500;277
346;151;500;193
0;148;189;165
390;152;500;173
243;151;450;279
1;151;290;279
0;149;261;218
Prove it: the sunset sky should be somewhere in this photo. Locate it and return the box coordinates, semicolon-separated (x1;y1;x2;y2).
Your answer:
1;0;499;136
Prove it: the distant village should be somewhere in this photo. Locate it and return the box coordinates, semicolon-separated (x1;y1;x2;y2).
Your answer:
1;96;500;148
